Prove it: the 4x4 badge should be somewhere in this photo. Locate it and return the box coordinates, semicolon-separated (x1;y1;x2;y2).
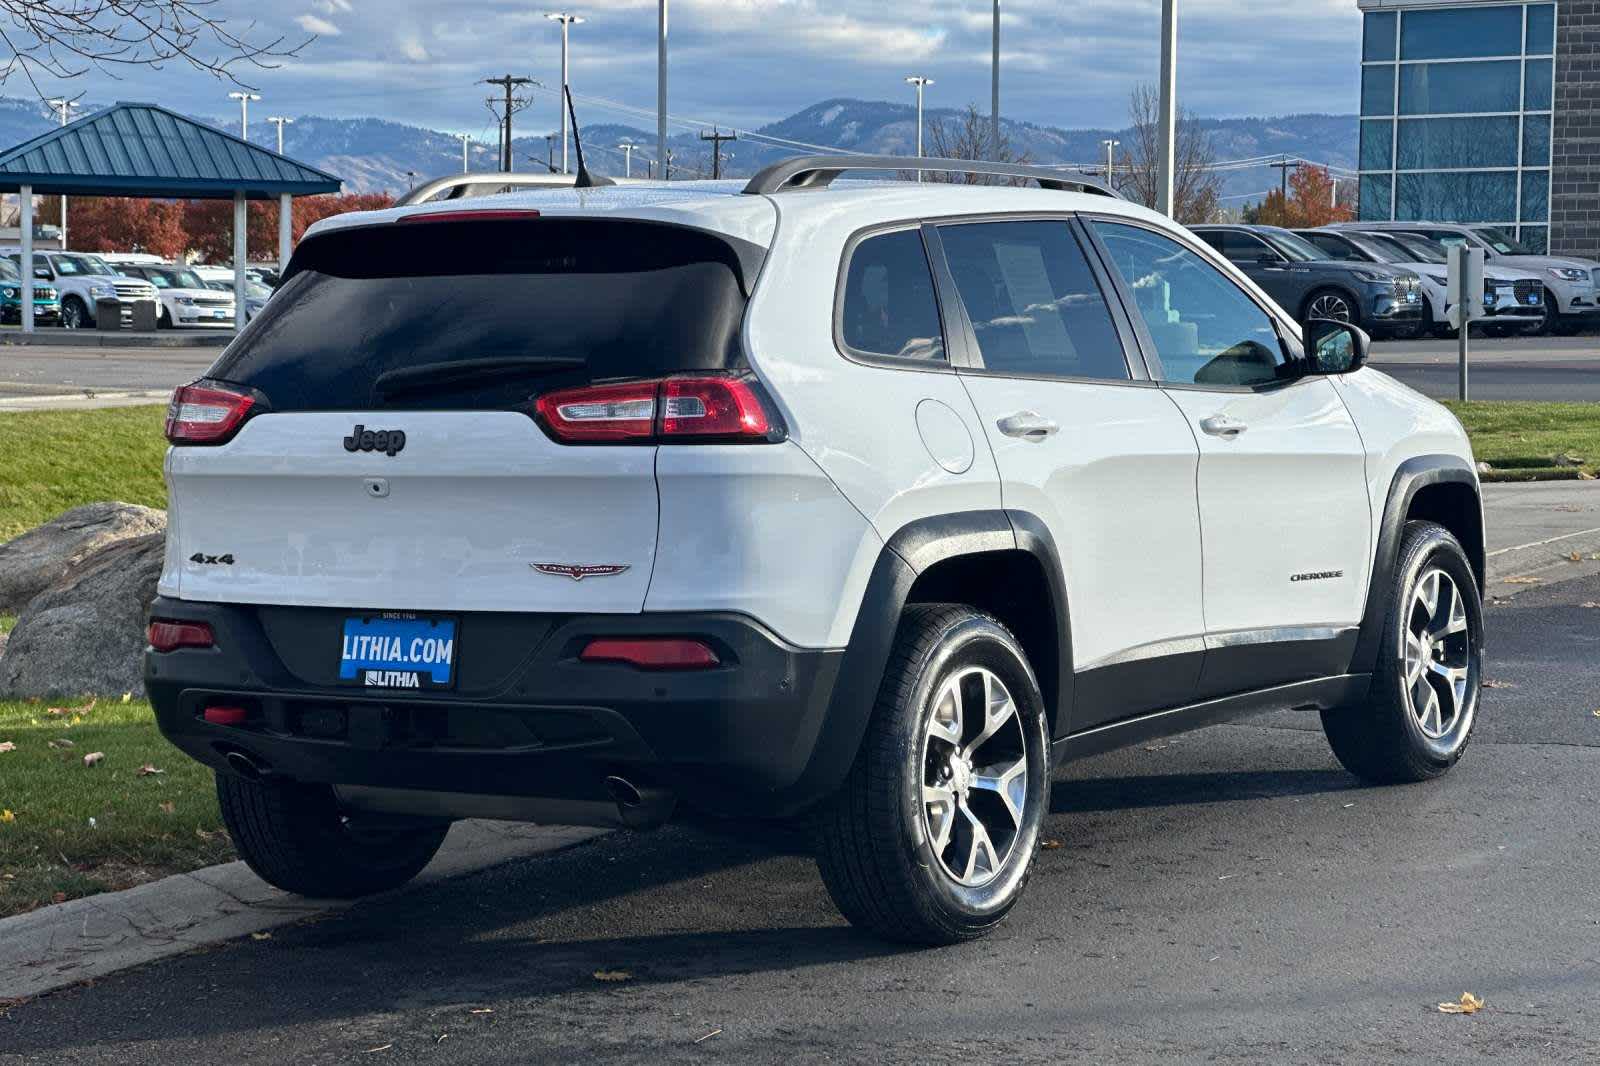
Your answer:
531;563;631;581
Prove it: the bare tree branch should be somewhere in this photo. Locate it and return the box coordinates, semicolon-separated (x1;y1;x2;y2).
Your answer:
1116;84;1223;224
0;0;310;100
903;102;1031;186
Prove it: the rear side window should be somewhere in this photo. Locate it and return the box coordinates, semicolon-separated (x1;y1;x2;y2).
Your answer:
839;229;946;362
937;220;1129;381
209;217;756;412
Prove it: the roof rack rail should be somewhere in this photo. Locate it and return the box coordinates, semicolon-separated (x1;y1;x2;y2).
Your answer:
742;155;1121;198
397;172;594;207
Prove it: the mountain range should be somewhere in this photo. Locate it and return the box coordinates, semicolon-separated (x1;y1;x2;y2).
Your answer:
0;95;1357;205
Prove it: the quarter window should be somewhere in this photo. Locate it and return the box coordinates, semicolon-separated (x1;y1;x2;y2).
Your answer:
839;229;946;362
936;220;1129;381
1091;222;1289;390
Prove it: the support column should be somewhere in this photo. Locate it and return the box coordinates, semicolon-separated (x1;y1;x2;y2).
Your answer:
20;186;33;334
278;193;293;275
233;191;247;334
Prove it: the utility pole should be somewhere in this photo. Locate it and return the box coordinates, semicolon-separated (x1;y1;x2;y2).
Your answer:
545;13;585;174
665;148;674;180
658;0;669;180
45;98;78;250
991;0;1001;157
460;133;472;173
1269;156;1303;210
699;127;736;180
905;75;933;181
228;91;261;142
545;135;556;173
1101;138;1120;187
482;75;535;171
1155;0;1177;216
265;115;293;155
618;142;636;178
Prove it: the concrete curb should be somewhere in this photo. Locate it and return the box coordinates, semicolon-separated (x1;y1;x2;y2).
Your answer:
0;389;172;412
0;330;229;349
0;821;605;1002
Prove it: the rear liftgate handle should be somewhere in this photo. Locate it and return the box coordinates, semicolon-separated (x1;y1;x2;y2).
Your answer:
996;411;1060;443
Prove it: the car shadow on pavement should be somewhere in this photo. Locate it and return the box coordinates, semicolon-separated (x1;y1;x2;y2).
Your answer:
1049;767;1359;815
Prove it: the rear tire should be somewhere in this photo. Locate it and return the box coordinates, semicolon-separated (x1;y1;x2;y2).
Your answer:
217;772;450;898
1321;522;1483;784
1302;289;1360;335
812;604;1049;945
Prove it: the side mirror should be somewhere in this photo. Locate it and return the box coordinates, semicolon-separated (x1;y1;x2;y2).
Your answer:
1303;318;1369;375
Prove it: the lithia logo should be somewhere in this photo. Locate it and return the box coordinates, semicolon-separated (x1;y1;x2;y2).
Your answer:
344;425;407;456
1291;570;1344;583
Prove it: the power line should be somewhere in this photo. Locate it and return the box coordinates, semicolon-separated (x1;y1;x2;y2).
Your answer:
1268;155;1304;202
698;126;737;180
482;74;536;172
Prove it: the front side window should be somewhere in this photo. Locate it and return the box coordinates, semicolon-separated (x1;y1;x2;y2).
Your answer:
937;220;1128;381
1303;233;1362;262
1215;230;1278;264
839;229;945;362
1091;221;1288;389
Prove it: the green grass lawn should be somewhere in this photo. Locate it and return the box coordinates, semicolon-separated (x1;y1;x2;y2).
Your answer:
0;698;232;917
0;405;168;541
1445;401;1600;482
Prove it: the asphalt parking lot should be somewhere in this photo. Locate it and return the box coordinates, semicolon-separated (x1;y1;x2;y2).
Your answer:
3;570;1598;1065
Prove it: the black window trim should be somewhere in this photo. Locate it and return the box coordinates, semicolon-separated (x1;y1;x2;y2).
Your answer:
921;211;1154;388
831;220;961;374
1077;213;1309;396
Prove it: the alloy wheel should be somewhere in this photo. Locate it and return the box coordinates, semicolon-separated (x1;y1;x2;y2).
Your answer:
1402;568;1474;740
61;299;83;329
1308;293;1354;323
920;666;1029;888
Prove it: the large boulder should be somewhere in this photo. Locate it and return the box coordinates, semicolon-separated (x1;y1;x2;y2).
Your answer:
0;502;166;614
0;533;164;699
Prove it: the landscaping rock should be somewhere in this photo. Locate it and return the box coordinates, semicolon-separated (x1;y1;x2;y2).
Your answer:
0;533;164;699
0;502;166;614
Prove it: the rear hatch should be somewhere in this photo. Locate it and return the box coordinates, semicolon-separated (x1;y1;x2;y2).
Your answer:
164;212;759;616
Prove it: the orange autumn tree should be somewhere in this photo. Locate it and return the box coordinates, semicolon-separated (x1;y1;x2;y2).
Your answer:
183;193;395;263
1254;165;1353;228
38;197;189;258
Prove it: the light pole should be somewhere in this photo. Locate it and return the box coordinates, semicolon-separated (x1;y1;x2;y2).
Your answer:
460;133;472;172
228;91;261;143
545;12;585;174
46;98;78;249
618;142;636;178
905;75;933;182
658;0;668;180
1101;138;1119;186
265;115;293;155
1156;0;1177;216
990;0;1000;157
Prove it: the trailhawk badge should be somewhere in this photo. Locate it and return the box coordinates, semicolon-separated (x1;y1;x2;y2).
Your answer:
531;562;632;581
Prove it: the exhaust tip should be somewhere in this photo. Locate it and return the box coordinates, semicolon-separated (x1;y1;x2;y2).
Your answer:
604;775;674;831
224;749;267;781
605;775;644;808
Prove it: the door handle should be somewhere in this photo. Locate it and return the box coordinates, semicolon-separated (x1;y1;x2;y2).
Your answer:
997;411;1059;442
1200;414;1248;438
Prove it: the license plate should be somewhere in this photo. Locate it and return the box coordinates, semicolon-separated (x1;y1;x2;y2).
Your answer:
339;615;456;690
213;310;228;319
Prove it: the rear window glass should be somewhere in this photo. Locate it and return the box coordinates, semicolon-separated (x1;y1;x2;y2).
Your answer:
210;217;756;411
839;229;946;362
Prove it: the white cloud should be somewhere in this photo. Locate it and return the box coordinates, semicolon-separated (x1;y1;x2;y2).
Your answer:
295;13;341;35
399;35;430;62
314;0;353;12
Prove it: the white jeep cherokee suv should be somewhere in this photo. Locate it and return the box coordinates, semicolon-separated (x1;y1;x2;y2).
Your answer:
148;157;1486;944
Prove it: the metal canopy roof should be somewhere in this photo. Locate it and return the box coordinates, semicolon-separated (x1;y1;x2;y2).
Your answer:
0;102;341;199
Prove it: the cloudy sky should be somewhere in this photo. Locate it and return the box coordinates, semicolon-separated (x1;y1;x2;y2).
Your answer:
32;0;1363;136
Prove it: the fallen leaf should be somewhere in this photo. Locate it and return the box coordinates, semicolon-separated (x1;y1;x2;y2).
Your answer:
1438;992;1485;1015
120;692;131;704
0;741;14;753
362;1045;393;1054
159;801;175;814
1592;709;1600;718
46;698;95;718
0;810;14;824
250;931;272;941
1570;551;1585;562
87;816;96;829
1482;679;1515;689
469;1008;493;1015
137;764;165;776
593;969;633;983
1039;839;1063;850
1502;576;1542;585
82;752;105;768
47;738;74;749
51;892;66;904
1583;603;1600;609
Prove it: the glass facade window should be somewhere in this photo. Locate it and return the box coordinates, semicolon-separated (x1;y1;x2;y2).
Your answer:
1359;3;1552;236
1519;226;1548;253
1526;3;1555;54
1400;61;1521;114
1398;116;1519;169
1400;6;1523;59
1360;119;1394;171
1364;10;1397;60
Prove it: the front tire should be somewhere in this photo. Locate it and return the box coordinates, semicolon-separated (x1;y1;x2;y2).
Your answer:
812;604;1049;944
60;295;88;330
217;772;450;898
1303;289;1360;334
1321;522;1483;784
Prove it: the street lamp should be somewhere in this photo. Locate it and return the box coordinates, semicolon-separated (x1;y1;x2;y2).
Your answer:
460;133;472;173
1101;138;1120;186
618;142;636;178
46;98;79;249
905;75;933;182
228;91;261;143
265;115;293;155
1156;0;1177;216
545;12;586;174
990;0;1000;156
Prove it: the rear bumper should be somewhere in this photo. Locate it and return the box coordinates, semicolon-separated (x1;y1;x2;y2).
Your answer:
145;596;859;820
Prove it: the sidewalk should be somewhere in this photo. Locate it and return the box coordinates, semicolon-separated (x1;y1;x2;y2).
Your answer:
1482;481;1600;597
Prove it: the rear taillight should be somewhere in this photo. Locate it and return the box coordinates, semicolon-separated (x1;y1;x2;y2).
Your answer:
579;638;720;670
535;376;781;445
147;619;215;653
165;382;254;445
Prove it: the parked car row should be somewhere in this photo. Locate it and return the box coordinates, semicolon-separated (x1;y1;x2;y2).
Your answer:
1191;221;1600;339
0;250;281;330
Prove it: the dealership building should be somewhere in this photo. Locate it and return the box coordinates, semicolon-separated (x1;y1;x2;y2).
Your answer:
1357;0;1598;259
